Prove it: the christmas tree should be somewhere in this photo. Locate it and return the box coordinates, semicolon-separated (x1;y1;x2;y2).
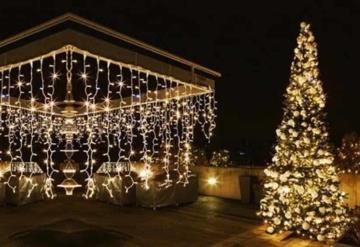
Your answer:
259;22;350;242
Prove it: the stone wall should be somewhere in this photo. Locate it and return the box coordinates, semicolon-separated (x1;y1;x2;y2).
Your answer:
192;166;360;208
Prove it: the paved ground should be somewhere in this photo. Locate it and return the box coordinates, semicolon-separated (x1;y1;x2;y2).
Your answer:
0;195;332;247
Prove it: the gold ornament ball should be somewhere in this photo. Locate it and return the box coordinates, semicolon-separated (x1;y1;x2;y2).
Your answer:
285;212;292;219
302;222;310;230
274;217;281;225
266;226;275;234
317;234;325;242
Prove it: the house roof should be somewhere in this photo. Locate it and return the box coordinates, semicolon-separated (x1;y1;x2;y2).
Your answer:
0;13;220;85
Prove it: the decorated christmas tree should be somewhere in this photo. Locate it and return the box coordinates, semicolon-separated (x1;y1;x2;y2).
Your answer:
259;22;350;242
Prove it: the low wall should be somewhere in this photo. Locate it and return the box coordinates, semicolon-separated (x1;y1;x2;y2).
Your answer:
191;166;265;200
339;173;360;208
193;166;360;208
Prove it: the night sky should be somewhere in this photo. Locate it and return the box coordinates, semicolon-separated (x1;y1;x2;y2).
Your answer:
1;0;360;164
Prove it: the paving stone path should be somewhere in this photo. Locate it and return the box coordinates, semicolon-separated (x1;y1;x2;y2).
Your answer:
0;195;332;246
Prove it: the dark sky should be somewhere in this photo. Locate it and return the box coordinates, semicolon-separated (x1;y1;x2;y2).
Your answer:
0;0;360;164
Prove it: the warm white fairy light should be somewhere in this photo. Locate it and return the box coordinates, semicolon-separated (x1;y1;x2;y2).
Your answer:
101;61;115;197
42;54;57;198
82;54;96;199
4;67;17;193
17;64;38;198
16;80;23;88
80;72;88;80
259;22;350;242
51;72;59;80
0;44;216;200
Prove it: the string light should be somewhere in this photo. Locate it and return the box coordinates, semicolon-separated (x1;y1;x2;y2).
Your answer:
0;44;216;200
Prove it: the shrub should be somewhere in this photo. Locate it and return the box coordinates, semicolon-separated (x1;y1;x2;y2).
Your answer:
336;132;360;174
209;149;231;167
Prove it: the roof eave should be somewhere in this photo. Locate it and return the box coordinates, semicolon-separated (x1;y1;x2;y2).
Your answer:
0;13;221;78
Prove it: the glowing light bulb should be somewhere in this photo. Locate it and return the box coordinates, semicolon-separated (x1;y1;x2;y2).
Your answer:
80;73;88;80
207;177;218;186
65;118;74;124
51;72;59;80
17;81;23;87
139;169;152;179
